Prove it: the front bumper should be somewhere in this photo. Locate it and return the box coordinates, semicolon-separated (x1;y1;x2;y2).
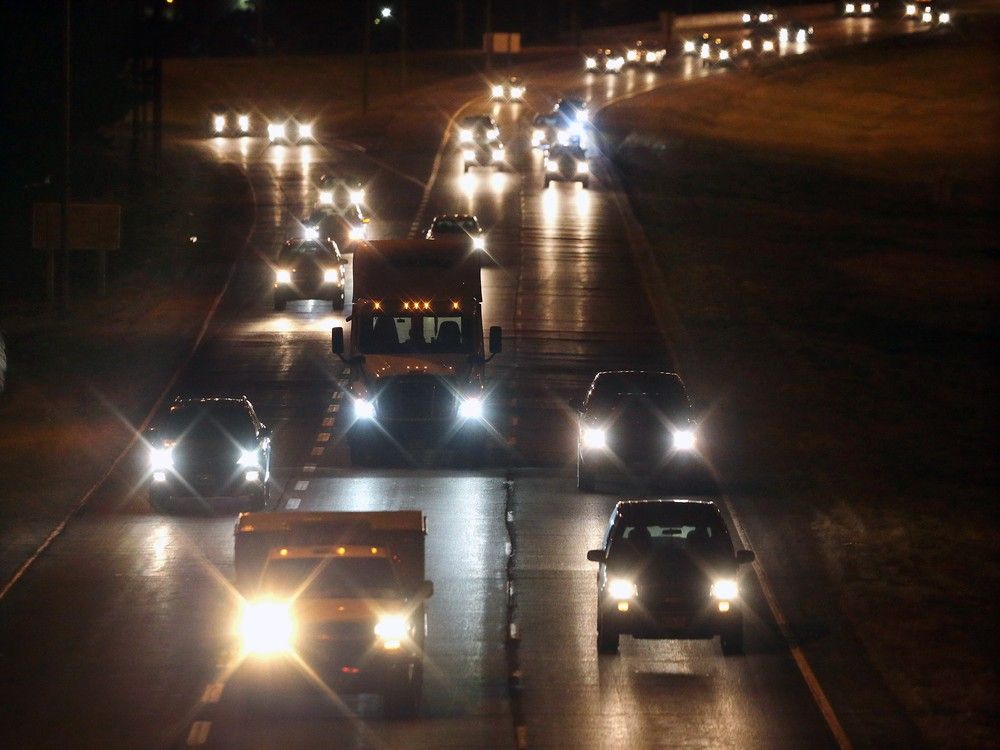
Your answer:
579;448;703;477
149;471;265;501
274;280;345;302
601;599;741;639
238;647;419;694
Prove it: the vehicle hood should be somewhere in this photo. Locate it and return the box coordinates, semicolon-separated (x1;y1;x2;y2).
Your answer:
292;597;407;625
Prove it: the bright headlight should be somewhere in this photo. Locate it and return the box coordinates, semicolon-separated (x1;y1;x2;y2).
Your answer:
557;130;570;146
905;3;916;14
487;128;499;140
545;159;558;172
742;38;753;50
237;114;250;132
268;122;286;141
719;50;730;60
374;615;408;648
938;12;950;23
348;225;367;241
742;12;752;22
491;85;504;97
861;3;871;12
491;148;503;162
845;3;855;12
472;236;486;251
609;57;624;70
149;446;174;470
276;269;291;283
303;226;320;241
532;129;543;145
626;49;638;61
645;51;657;63
585;57;597;69
762;40;774;51
241;601;294;655
238;449;260;467
462;149;475;161
297;123;313;140
779;28;789;42
318;190;334;205
349;188;365;204
213;114;226;133
354;398;375;420
458;128;472;142
458;397;484;420
576;161;589;174
684;40;696;53
511;86;525;98
922;10;932;20
582;427;607;450
711;579;739;600
796;29;807;42
608;579;637;600
700;44;710;59
324;268;339;283
759;13;770;22
673;429;696;451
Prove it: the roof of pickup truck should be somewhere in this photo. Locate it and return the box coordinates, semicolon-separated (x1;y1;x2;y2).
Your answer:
236;511;426;534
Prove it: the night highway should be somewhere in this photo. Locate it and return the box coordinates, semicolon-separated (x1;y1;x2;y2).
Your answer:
1;2;995;749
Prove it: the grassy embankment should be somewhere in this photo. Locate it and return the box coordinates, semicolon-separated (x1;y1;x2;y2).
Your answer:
602;22;998;748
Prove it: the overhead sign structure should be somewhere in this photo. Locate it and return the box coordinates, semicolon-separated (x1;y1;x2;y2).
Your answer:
483;32;521;55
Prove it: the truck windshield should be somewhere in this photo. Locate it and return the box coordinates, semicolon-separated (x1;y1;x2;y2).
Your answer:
358;313;471;354
260;557;401;599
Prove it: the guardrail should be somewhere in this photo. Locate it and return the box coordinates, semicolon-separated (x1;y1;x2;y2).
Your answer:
669;3;834;31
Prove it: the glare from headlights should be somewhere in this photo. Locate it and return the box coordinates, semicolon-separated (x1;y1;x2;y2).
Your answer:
276;269;292;284
318;190;333;205
238;449;260;467
149;446;174;470
608;579;637;600
796;29;807;42
645;51;657;63
374;614;408;648
938;12;950;22
462;149;475;161
303;226;320;241
491;148;503;162
557;130;570;146
700;44;710;59
152;471;166;483
458;397;484;420
582;427;607;450
626;49;638;61
742;12;752;22
545;159;558;172
673;429;696;451
237;114;250;132
458;128;472;142
719;49;730;60
779;28;789;42
762;40;774;51
487;128;499;140
684;40;696;52
845;3;855;13
349;225;367;241
759;12;769;22
861;2;871;12
241;600;294;655
905;3;916;14
585;57;597;69
348;188;365;204
472;236;486;250
922;9;932;20
510;86;525;98
213;114;226;133
268;122;286;141
324;268;339;283
297;123;313;140
711;579;739;600
354;398;375;420
244;469;260;482
742;38;753;50
491;84;504;97
576;161;589;174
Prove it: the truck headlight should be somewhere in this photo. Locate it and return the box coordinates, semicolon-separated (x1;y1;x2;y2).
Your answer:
276;269;292;284
711;579;739;600
374;614;408;649
212;114;226;133
938;12;950;23
673;429;696;451
297;122;313;140
458;128;472;143
268;122;286;141
303;226;320;241
576;161;589;174
510;86;524;98
491;84;504;97
845;3;855;13
349;188;365;204
458;397;484;420
237;114;250;133
238;449;260;467
608;579;637;600
149;446;174;470
354;398;375;420
324;268;339;283
472;236;486;251
241;601;294;655
719;50;730;61
860;3;871;13
582;427;607;450
349;225;367;241
318;190;334;205
462;149;475;162
585;57;597;69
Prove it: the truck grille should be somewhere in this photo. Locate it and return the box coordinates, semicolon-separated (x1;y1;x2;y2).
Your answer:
377;376;455;423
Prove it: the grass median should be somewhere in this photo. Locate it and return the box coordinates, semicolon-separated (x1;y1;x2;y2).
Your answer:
601;20;998;749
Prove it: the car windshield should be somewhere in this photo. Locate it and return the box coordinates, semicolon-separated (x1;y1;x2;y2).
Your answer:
279;242;337;264
260;556;401;599
589;374;688;412
159;403;254;442
611;515;732;558
433;218;478;234
358;312;472;354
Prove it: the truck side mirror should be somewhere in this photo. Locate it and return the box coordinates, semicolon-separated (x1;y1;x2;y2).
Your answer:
569;397;584;413
488;325;502;355
332;326;345;356
419;580;434;599
736;549;755;565
586;549;605;562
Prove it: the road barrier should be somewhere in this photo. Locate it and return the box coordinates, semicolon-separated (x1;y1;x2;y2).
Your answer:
668;3;834;31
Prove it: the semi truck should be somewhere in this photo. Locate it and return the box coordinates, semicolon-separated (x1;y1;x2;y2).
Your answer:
332;239;502;465
233;510;432;716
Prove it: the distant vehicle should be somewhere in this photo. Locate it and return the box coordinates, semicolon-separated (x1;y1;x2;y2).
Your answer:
744;24;780;54
585;48;625;73
146;396;271;513
586;499;756;655
741;7;776;24
544;145;590;189
316;173;367;209
625;40;667;67
778;21;815;44
266;119;315;144
306;205;370;251
531;113;559;149
332;240;502;466
462;139;505;172
842;1;878;16
491;76;526;101
700;36;735;67
208;105;253;138
273;237;348;311
903;0;931;17
682;32;712;56
0;330;6;393
553;97;590;127
233;510;433;717
570;370;703;491
425;214;486;253
456;115;500;146
908;1;952;24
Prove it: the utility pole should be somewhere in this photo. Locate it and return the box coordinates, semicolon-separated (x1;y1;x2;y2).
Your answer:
485;0;493;72
58;0;72;317
400;0;408;89
362;0;371;113
152;0;163;177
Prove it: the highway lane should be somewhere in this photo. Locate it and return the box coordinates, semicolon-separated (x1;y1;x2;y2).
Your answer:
0;11;927;749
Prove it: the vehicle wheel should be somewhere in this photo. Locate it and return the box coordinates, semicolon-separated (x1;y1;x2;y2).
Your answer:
581;178;590;189
273;296;286;312
720;624;744;656
597;616;620;654
577;463;596;492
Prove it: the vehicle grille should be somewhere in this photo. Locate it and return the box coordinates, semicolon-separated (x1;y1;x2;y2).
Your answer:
377;376;455;423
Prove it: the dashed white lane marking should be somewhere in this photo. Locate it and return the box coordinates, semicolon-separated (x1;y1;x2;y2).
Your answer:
201;682;224;704
327;403;337;413
342;367;351;376
316;432;331;442
311;447;325;456
516;725;529;750
322;418;334;427
303;464;317;473
332;391;343;400
294;480;309;491
286;498;301;510
186;721;211;746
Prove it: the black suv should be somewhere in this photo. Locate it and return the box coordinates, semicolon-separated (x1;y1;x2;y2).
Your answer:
273;237;348;311
146;397;271;513
587;499;755;655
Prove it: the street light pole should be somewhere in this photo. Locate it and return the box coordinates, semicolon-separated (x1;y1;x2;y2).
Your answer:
362;0;371;113
58;0;72;316
401;0;408;89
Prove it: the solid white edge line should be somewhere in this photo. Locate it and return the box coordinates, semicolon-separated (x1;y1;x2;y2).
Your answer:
595;84;853;750
0;166;259;604
186;720;211;746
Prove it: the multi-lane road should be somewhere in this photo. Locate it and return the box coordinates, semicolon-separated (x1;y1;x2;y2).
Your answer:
0;13;929;749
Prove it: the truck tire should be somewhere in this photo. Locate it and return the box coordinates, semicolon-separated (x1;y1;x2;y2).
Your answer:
597;615;619;654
